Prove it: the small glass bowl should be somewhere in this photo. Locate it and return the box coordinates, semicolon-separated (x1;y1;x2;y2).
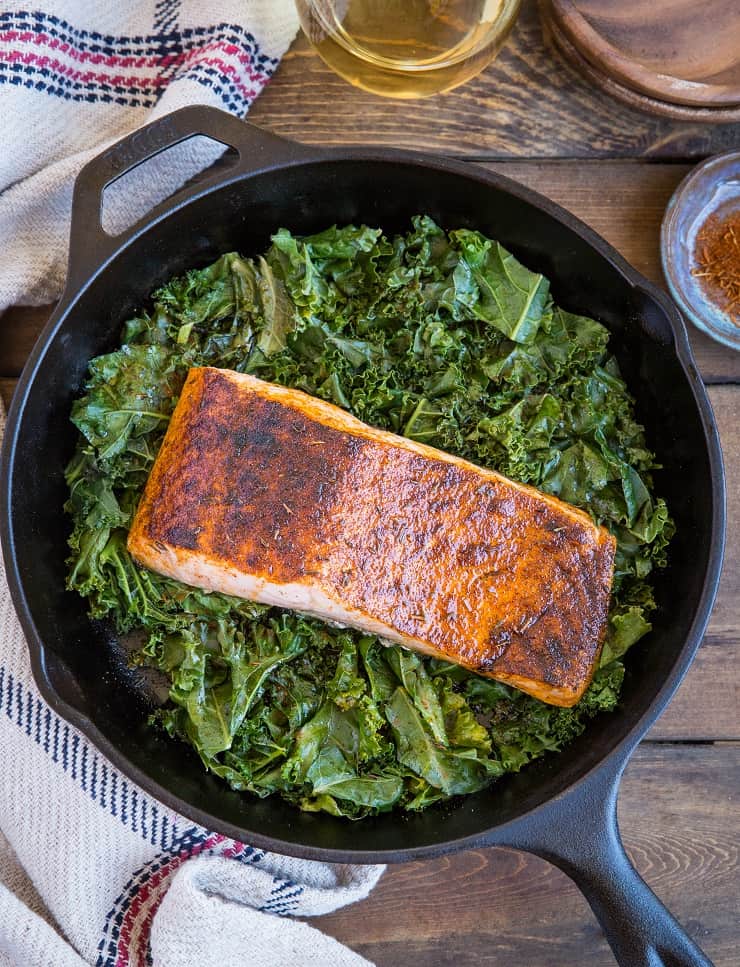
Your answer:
661;150;740;351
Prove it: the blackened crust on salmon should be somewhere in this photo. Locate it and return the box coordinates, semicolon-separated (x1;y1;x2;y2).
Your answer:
129;367;617;707
139;369;353;582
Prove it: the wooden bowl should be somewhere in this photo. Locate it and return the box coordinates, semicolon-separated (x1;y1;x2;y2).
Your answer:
662;151;740;350
541;0;740;123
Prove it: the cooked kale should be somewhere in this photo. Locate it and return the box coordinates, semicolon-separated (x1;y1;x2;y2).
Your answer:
65;217;673;817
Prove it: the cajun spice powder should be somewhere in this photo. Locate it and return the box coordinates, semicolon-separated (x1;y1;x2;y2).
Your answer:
692;210;740;327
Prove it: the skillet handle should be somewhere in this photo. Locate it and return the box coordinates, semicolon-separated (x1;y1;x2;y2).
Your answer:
66;105;318;292
497;756;713;966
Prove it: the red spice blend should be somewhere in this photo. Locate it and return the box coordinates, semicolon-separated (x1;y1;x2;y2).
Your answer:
692;210;740;327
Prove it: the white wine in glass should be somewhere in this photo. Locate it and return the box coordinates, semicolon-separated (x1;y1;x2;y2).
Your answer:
295;0;522;98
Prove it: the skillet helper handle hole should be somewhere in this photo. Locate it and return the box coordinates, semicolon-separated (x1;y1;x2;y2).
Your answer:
503;760;714;967
65;104;313;292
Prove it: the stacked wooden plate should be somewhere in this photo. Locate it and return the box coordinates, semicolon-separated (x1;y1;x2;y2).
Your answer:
540;0;740;122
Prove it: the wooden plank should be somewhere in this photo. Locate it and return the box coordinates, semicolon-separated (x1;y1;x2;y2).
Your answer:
248;3;740;160
317;743;740;967
650;631;739;741
2;163;738;384
0;305;49;377
696;387;740;644
0;378;14;412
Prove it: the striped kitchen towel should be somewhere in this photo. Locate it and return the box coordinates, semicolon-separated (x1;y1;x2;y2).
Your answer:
0;404;383;965
0;4;387;963
0;0;299;310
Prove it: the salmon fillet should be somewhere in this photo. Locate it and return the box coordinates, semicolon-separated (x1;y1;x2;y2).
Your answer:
128;367;616;707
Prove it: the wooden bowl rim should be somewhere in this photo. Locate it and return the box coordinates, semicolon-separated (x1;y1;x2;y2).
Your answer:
542;3;740;124
550;0;740;109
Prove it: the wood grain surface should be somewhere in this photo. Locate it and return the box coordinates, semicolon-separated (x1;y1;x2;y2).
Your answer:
316;744;739;966
246;2;740;159
648;385;739;742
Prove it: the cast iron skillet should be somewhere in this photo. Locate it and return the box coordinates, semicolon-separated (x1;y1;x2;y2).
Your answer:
1;106;725;966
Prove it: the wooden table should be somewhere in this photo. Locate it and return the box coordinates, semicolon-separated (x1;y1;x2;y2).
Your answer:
1;3;738;963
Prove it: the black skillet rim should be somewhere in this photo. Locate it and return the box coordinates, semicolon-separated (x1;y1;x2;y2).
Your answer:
0;145;726;863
